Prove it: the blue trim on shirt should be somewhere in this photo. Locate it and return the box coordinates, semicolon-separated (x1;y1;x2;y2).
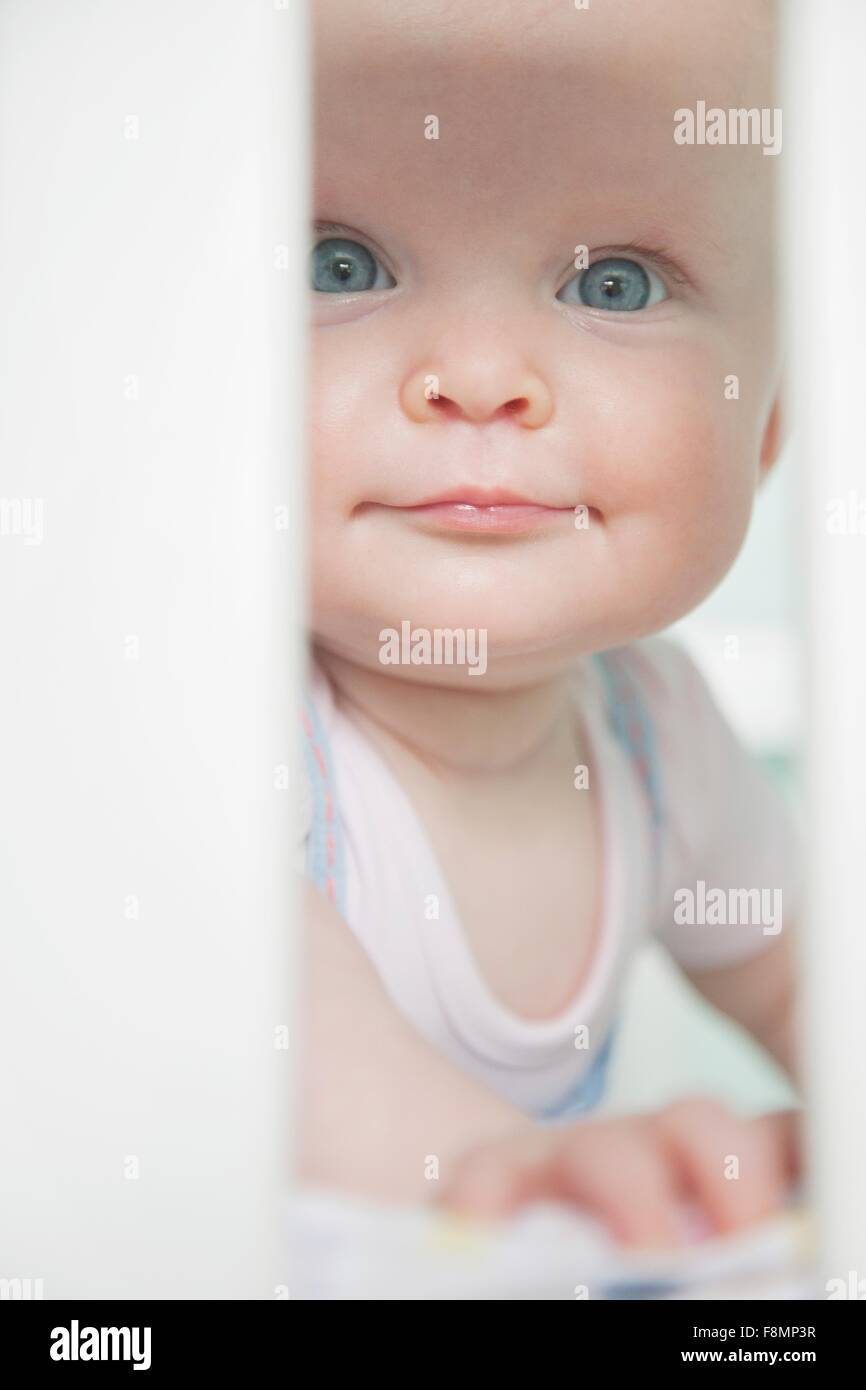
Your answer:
302;648;663;1119
302;692;348;917
538;1026;619;1122
537;651;665;1120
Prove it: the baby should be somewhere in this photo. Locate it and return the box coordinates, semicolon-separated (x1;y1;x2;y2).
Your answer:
299;0;801;1248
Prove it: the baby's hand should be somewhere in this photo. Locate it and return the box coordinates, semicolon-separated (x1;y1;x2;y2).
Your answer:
439;1099;800;1248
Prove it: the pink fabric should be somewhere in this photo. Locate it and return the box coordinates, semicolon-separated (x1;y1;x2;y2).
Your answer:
306;638;802;1115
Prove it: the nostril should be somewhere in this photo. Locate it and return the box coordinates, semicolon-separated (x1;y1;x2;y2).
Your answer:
430;393;461;417
403;368;551;426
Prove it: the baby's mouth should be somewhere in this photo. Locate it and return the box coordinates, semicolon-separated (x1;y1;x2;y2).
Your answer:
372;487;582;536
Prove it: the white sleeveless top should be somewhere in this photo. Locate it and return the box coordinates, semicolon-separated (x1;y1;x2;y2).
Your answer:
300;638;802;1120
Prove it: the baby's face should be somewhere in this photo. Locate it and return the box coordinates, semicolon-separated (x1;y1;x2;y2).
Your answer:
311;0;780;683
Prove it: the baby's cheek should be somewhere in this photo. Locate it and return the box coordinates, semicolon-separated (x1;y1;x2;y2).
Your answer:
308;340;368;523
308;345;394;645
597;348;758;613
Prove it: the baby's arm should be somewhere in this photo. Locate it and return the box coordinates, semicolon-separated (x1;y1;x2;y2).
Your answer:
684;933;798;1081
297;880;531;1202
298;883;799;1246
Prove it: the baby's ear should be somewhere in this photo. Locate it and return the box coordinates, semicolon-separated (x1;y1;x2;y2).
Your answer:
759;394;785;479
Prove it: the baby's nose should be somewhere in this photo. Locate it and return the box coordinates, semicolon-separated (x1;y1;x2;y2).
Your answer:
400;366;552;428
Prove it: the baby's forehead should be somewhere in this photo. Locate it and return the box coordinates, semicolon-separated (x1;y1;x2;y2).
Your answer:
315;0;774;116
315;0;775;267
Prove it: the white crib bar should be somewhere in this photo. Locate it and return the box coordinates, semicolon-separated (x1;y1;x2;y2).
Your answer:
0;0;305;1296
784;0;866;1290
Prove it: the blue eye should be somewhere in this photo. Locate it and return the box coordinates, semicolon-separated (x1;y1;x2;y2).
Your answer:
311;236;395;293
558;257;666;312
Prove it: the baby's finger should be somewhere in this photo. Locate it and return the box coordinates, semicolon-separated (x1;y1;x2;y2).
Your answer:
548;1119;688;1248
444;1119;689;1247
439;1131;558;1219
755;1108;802;1183
652;1099;789;1237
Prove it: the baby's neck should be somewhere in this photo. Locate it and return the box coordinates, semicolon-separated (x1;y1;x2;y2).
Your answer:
314;646;580;777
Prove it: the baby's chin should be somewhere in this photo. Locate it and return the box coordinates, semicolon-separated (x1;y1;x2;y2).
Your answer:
311;544;730;683
311;505;745;678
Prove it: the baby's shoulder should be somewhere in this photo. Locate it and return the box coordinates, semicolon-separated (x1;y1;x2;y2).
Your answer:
589;635;727;746
592;634;707;704
587;634;769;829
605;635;799;874
585;635;716;757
